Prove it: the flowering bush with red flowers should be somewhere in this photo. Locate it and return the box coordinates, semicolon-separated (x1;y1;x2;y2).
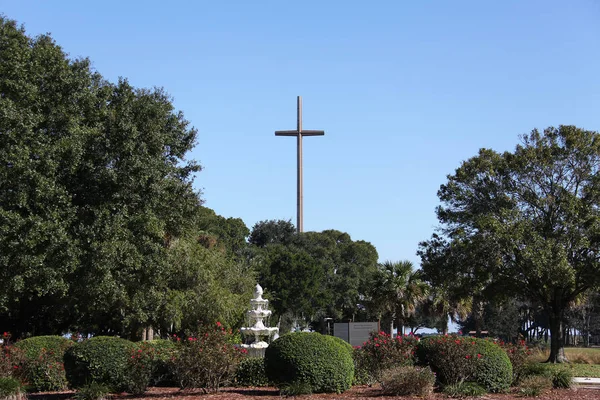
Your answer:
171;322;247;392
416;335;512;393
0;345;24;380
494;339;533;385
354;331;419;383
14;335;73;392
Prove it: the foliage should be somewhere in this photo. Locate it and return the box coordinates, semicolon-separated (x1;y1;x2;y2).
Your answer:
252;224;379;325
419;126;600;363
0;346;23;379
234;357;270;387
156;235;255;337
64;336;135;392
278;380;313;396
196;207;250;255
367;261;428;335
264;332;354;394
518;375;553;397
551;368;572;389
379;365;435;396
0;15;206;339
352;348;376;386
496;339;533;385
0;377;24;399
354;331;417;382
73;382;111;400
249;220;296;248
416;335;512;392
443;381;487;398
126;343;157;395
14;336;73;392
171;323;246;392
135;339;177;387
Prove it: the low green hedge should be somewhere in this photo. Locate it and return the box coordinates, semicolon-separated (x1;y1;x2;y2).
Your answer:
14;336;73;392
234;357;270;387
416;335;512;392
264;332;354;394
64;336;135;392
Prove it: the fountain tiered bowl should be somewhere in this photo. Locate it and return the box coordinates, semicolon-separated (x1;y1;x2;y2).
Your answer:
240;284;279;356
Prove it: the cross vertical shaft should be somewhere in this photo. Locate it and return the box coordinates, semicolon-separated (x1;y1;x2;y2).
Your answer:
275;96;324;233
297;96;303;233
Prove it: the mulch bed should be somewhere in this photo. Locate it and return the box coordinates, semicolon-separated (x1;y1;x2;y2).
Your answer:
28;386;600;400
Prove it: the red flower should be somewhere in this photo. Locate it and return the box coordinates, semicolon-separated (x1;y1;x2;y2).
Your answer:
465;355;471;359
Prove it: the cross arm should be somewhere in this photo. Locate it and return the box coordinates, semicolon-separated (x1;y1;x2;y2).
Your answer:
275;130;325;137
275;130;298;136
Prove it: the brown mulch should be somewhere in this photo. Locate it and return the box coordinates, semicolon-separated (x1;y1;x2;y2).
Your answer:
27;386;600;400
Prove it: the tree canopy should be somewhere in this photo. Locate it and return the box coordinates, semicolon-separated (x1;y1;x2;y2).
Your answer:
419;126;600;362
0;16;256;338
249;220;379;328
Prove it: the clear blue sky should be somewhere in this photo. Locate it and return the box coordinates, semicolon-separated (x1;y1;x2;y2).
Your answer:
3;1;600;266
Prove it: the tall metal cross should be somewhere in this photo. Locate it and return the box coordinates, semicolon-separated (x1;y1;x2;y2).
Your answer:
275;96;324;233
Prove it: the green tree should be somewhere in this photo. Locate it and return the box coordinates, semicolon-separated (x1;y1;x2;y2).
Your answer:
196;206;250;255
368;261;428;335
419;126;600;362
248;219;295;248
0;17;201;338
249;221;379;327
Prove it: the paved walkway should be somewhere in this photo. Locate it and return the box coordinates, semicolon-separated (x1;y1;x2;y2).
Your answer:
573;377;600;389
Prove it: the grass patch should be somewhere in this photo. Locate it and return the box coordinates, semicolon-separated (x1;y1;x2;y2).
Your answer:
543;363;600;378
529;347;600;365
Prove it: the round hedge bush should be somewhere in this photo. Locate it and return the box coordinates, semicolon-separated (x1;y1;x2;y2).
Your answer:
14;336;73;392
264;332;354;394
64;336;135;392
416;335;512;392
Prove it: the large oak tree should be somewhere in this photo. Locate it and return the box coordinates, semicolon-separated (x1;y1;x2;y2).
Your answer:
0;17;206;337
419;126;600;362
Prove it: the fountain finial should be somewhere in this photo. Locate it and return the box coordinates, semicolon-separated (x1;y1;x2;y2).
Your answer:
254;283;264;300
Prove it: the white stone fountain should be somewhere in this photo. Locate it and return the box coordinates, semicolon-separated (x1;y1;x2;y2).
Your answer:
240;283;279;357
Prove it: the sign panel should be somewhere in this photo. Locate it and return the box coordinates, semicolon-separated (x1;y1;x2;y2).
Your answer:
348;322;379;347
333;323;349;343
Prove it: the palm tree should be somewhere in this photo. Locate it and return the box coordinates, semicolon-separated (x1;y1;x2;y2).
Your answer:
425;284;472;334
370;260;429;336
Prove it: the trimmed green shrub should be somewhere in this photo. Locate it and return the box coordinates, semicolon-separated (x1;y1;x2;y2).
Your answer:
519;375;552;396
14;335;73;392
443;381;487;398
264;332;354;394
380;366;435;396
64;336;135;392
171;323;246;392
0;377;24;400
416;335;512;393
354;331;418;383
234;357;270;387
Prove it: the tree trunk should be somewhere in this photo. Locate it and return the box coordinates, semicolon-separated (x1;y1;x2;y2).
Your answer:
584;312;590;347
547;311;568;363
